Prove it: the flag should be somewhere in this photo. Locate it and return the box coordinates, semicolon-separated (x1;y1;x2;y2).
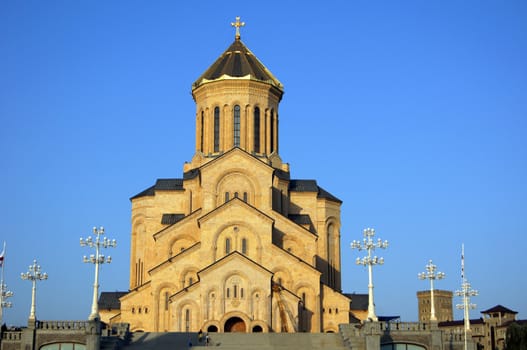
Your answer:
0;241;5;267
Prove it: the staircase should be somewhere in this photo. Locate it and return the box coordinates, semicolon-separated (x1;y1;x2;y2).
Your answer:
115;332;350;350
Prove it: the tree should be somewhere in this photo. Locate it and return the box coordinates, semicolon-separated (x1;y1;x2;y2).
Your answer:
505;322;527;350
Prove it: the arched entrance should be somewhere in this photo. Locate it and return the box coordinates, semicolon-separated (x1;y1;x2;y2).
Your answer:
224;317;246;332
207;325;218;333
252;325;263;333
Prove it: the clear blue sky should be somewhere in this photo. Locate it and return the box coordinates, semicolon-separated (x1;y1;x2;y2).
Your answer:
1;1;526;326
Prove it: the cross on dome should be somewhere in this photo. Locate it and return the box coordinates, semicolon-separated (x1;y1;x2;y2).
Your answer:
231;16;245;40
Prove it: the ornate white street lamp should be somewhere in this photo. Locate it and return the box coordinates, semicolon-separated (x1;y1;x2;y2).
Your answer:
20;260;48;321
418;259;445;321
455;244;478;350
0;275;13;325
80;226;116;321
351;227;388;321
0;282;13;324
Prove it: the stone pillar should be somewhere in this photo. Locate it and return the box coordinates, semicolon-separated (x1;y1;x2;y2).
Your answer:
85;320;101;350
430;321;443;350
21;325;35;350
363;322;381;350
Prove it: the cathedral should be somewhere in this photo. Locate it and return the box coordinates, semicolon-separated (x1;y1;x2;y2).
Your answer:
99;18;351;333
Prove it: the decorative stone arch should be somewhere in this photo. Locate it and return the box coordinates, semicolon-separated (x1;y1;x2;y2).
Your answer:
220;311;251;333
202;320;220;333
130;215;147;288
221;270;249;302
250;288;267;323
282;235;305;257
178;266;199;289
381;343;428;350
249;320;269;333
168;233;196;258
215;170;258;207
205;287;220;321
212;222;263;262
323;323;338;333
325;216;340;289
130;320;144;332
174;299;200;332
40;343;86;350
272;267;292;289
294;283;316;333
153;282;177;331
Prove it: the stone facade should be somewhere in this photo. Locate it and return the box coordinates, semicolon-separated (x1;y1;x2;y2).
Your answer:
417;290;453;322
106;32;351;333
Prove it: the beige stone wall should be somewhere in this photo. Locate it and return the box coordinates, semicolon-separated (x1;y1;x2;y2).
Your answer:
120;52;350;332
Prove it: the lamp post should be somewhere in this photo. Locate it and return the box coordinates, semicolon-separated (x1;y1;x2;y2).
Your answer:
0;282;13;324
20;260;48;321
418;259;445;321
455;244;478;350
0;277;13;325
80;226;116;321
0;243;13;325
351;227;388;321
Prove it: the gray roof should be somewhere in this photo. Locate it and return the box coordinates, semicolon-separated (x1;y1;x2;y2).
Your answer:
161;213;186;225
288;214;313;227
131;178;184;200
481;305;518;315
345;293;369;310
192;39;283;91
289;180;342;203
98;291;128;310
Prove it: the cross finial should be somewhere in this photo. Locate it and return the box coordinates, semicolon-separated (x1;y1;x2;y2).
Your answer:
231;16;245;40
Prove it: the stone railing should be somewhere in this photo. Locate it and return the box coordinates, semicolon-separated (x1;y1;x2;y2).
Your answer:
36;320;91;331
442;331;465;342
379;322;429;332
1;331;22;341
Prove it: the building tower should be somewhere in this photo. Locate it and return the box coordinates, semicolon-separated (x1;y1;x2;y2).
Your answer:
417;290;453;322
100;18;351;333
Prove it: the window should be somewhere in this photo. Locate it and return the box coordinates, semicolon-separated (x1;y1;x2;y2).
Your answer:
226;238;231;254
200;111;204;151
254;107;260;152
241;238;247;254
225;192;230;202
270;109;274;153
41;344;86;350
234;105;240;147
189;277;193;285
165;292;169;311
214;107;220;152
227;288;230;298
234;192;239;198
243;192;248;202
185;309;190;332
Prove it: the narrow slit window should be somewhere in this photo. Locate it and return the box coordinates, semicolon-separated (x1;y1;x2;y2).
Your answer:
254;107;260;153
226;238;231;254
234;105;241;147
242;238;247;254
200;111;204;152
214;107;220;152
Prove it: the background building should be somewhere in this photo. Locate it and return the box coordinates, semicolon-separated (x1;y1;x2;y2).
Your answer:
417;290;453;322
